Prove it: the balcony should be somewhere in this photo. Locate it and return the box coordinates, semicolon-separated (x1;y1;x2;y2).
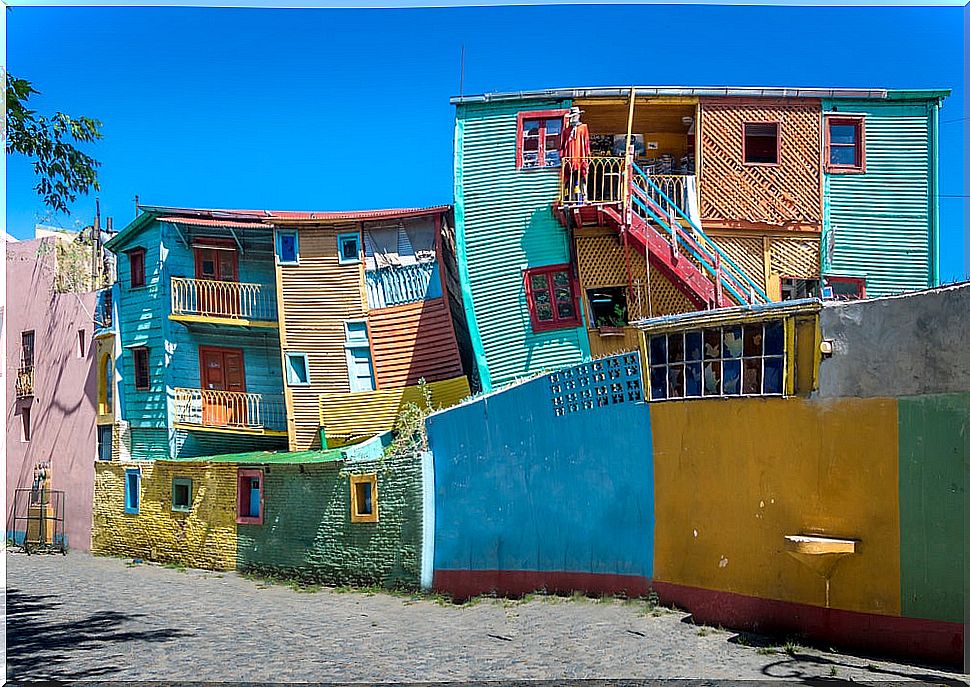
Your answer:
16;366;34;398
172;387;287;437
170;277;278;329
365;262;442;309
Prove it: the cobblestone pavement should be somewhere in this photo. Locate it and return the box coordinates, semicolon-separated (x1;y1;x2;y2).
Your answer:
6;551;965;682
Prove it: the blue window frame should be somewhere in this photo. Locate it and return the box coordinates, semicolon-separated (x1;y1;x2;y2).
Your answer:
276;230;299;264
285;352;311;386
124;468;141;514
337;233;361;265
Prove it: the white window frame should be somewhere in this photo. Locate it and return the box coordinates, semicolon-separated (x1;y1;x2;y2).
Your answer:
275;230;300;265
337;232;361;265
284;352;312;386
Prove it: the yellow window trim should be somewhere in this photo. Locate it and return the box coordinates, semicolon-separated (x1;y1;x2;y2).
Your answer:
349;473;378;523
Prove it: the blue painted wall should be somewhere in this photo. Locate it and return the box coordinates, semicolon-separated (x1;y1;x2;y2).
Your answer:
428;352;652;587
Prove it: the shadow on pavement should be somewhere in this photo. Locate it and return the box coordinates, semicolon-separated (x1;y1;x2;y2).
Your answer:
6;586;193;680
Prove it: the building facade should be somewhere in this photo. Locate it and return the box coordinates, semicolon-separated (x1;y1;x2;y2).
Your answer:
452;86;948;390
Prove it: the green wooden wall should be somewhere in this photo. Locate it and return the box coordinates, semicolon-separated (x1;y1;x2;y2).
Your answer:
454;100;590;391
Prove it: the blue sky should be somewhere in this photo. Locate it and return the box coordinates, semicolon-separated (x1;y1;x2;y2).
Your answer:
6;4;965;280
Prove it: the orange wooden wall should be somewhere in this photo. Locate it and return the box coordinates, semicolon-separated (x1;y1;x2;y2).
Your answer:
368;298;464;388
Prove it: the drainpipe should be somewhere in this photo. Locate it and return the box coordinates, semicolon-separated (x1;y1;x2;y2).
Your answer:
929;98;940;287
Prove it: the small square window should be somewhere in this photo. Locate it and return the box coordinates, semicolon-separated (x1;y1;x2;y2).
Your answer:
237;469;263;524
338;233;361;265
128;248;146;288
285;352;311;386
350;473;378;523
516;110;568;169
125;468;141;514
172;477;192;512
133;347;150;391
276;231;299;264
524;264;582;332
743;122;779;165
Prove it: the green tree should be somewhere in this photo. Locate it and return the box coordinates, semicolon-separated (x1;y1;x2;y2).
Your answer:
5;72;102;213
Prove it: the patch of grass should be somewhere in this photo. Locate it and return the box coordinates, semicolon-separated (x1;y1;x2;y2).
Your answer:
736;634;750;647
162;561;186;573
784;640;800;656
755;647;778;656
829;666;838;677
696;627;710;637
866;663;879;671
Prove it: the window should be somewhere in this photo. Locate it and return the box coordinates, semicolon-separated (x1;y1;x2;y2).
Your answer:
21;331;34;368
780;278;819;301
524;265;582;332
172;477;193;512
276;230;299;264
825;116;865;173
97;425;113;462
743;122;779;165
124;468;140;514
647;320;786;400
236;469;263;524
337;232;361;265
128;248;146;288
350;473;378;523
21;407;31;443
587;287;628;329
133;347;150;391
344;321;376;392
98;354;114;415
823;275;866;301
77;329;86;358
285;352;311;386
516;110;567;169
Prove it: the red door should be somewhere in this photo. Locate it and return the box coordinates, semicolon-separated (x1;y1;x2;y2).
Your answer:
200;347;246;427
194;246;239;316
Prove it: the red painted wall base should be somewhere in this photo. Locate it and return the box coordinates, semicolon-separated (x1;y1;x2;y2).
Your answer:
433;569;650;601
652;581;964;668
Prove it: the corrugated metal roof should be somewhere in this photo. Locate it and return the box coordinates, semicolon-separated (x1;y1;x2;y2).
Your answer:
141;204;451;223
450;86;950;105
156;216;273;228
632;298;822;334
159;449;344;464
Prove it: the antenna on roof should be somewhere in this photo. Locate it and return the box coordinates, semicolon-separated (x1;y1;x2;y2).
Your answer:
459;44;465;99
134;194;140;219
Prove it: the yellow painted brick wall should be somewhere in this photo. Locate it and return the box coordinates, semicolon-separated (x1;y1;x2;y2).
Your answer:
92;462;238;571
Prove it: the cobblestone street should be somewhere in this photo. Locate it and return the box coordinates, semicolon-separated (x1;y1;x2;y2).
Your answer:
6;551;965;682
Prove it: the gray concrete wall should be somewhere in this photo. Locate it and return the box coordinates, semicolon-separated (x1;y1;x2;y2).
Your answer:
817;282;970;398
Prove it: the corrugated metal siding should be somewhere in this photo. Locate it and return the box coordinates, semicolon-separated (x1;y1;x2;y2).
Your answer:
823;101;931;297
369;298;464;388
456;101;589;391
278;223;366;451
320;375;470;447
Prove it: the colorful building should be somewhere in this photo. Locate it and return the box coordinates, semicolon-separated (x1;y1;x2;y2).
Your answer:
102;204;470;459
451;86;948;390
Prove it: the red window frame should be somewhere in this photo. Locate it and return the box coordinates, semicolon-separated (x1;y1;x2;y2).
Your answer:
825;116;866;173
824;275;867;300
133;347;150;391
516;109;568;170
524;264;582;332
128;248;146;288
742;121;781;166
236;468;264;525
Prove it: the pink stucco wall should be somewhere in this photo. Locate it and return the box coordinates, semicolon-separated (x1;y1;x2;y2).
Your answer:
6;237;98;551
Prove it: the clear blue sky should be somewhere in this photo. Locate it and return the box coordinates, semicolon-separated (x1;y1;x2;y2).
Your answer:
6;4;965;280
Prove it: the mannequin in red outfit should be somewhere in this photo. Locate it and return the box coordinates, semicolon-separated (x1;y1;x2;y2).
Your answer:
560;107;590;202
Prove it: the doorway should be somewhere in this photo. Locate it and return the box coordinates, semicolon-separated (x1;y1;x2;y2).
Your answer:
199;346;247;427
194;245;239;316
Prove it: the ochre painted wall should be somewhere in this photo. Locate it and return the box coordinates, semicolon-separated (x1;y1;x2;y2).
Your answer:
651;396;900;616
92;461;238;570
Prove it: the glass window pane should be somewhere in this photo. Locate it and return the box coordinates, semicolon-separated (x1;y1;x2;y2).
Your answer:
668;364;685;398
345;321;369;344
685;362;702;397
829;124;857;145
703;361;721;395
533;290;551;305
552;271;570;287
723;327;743;358
556;301;575;319
523;136;540;152
764;356;784;394
743;358;762;395
723;360;741;395
685;331;702;361
522;152;539;167
649;335;667;365
829;145;857;166
554;286;572;304
650;366;667;400
536;303;554;321
704;329;721;359
522;120;541;136
530;274;548;292
544;118;562;135
279;234;297;262
764;321;784;355
743;324;763;357
668;332;685;363
544;150;561;166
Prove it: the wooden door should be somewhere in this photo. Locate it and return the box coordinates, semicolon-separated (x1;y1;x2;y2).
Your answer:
194;246;239;316
200;347;246;426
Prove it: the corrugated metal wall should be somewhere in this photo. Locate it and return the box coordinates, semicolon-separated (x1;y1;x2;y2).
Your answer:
278;223;366;450
369;298;464;388
455;101;590;391
822;101;933;296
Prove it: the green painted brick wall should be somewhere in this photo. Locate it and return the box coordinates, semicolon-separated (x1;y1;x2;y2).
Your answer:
236;453;423;588
898;392;967;623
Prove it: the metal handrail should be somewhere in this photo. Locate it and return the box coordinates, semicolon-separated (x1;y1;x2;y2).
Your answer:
16;366;34;398
172;387;286;432
170;277;277;321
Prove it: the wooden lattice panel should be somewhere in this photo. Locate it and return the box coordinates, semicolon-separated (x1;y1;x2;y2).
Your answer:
707;234;767;291
770;236;820;279
576;234;697;320
699;98;822;226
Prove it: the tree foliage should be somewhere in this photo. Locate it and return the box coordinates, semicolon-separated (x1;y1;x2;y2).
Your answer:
5;73;102;213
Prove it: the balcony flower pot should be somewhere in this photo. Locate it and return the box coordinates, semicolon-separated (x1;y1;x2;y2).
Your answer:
597;326;626;336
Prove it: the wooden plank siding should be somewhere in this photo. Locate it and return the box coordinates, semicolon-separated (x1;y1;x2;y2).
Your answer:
277;223;367;451
369;298;464;388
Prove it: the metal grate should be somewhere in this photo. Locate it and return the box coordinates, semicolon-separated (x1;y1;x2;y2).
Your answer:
12;488;67;554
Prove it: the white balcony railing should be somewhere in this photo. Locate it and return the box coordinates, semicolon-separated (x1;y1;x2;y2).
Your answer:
170;277;277;322
172;388;286;433
365;262;442;309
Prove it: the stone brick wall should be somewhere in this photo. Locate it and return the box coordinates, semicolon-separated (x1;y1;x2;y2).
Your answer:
92;462;237;570
236;453;423;588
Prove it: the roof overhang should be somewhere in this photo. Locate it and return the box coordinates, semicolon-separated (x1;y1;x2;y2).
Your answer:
632;298;822;335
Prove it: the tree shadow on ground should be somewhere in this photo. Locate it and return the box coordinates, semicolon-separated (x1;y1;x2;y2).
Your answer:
6;586;193;680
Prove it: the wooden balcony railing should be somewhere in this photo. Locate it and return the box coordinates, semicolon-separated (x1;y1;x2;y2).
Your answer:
170;277;277;322
365;262;442;309
173;387;286;433
16;366;34;398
